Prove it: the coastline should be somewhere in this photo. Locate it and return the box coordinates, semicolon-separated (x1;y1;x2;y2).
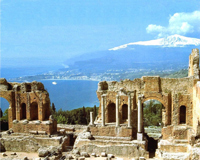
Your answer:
40;79;101;82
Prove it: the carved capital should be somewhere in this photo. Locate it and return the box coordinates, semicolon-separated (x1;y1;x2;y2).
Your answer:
138;94;144;100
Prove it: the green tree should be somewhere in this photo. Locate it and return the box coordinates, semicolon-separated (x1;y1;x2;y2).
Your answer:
0;108;3;118
52;103;56;112
83;106;86;117
0;109;8;122
77;109;87;125
57;114;67;124
143;100;163;127
86;110;90;124
94;105;97;119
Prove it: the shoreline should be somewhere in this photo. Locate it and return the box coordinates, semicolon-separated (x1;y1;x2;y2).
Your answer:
8;78;103;82
40;79;101;82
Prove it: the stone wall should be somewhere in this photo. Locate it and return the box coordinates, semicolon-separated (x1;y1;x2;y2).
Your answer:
188;48;199;79
0;135;62;152
97;77;195;127
12;120;57;135
90;125;134;138
74;138;148;158
194;81;200;135
0;78;56;134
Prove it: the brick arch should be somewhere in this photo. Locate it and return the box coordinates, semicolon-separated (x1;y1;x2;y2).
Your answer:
0;91;16;129
142;96;166;109
141;94;169;126
106;102;116;123
141;91;168;108
0;91;13;105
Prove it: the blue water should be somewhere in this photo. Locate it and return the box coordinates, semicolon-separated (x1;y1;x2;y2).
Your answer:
0;80;99;112
0;67;100;112
40;80;99;110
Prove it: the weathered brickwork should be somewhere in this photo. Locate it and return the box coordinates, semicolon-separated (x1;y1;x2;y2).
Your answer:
0;79;57;134
90;125;133;138
93;49;200;157
12;120;57;135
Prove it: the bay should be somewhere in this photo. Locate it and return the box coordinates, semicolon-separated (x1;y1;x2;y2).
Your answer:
0;80;100;112
40;80;100;110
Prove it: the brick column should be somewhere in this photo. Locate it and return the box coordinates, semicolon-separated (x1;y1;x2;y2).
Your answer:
15;93;20;121
128;95;131;128
26;93;30;120
101;95;105;126
137;95;143;141
116;95;119;127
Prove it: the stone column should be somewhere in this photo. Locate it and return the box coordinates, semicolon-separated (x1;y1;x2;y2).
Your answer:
116;95;119;127
101;95;105;126
137;95;143;141
26;93;30;120
128;95;131;128
15;93;20;121
90;112;94;125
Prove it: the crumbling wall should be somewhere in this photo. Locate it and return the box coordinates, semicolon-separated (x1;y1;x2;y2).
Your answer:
90;125;133;138
188;48;199;79
193;81;200;135
97;77;194;127
0;135;62;152
12;120;57;135
0;78;55;134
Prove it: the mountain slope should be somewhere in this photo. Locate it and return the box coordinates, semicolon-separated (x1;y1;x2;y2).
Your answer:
61;35;200;80
109;34;200;50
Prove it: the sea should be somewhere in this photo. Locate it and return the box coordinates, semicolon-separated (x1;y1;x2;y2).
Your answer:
0;67;100;112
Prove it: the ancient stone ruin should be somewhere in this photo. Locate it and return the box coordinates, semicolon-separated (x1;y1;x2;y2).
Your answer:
0;80;57;134
75;48;200;159
0;49;200;159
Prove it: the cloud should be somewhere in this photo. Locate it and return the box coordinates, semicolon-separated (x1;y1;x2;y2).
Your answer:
146;10;200;37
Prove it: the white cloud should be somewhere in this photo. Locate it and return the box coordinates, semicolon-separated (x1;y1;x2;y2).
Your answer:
146;24;165;33
146;10;200;37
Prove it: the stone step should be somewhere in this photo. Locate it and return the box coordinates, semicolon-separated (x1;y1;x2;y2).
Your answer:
161;152;190;160
174;139;188;144
93;136;132;141
159;143;189;153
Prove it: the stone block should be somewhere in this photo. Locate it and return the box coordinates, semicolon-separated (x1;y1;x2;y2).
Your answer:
2;153;7;156
29;130;38;134
107;154;114;158
137;133;143;141
73;149;80;155
80;152;89;157
38;148;49;157
91;153;96;157
101;152;107;157
38;131;47;135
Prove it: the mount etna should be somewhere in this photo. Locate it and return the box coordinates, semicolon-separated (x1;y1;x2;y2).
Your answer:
11;35;200;81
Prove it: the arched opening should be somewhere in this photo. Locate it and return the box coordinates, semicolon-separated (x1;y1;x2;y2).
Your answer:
180;105;186;124
30;102;38;120
122;104;128;120
20;103;26;120
143;99;164;158
107;103;116;123
0;97;9;131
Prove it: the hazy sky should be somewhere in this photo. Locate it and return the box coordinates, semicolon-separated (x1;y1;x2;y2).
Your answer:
1;0;200;68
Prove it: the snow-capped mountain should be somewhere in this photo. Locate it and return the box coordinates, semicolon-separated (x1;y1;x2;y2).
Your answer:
109;34;200;51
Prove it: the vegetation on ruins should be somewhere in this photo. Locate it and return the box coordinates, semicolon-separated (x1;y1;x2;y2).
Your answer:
51;104;98;125
143;100;163;127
